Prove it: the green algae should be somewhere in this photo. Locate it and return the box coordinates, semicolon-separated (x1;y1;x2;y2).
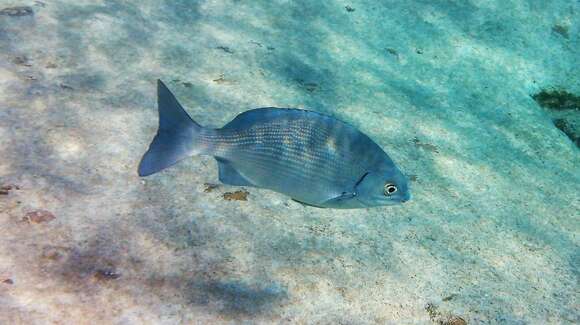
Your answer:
532;89;580;147
532;89;580;111
553;118;579;148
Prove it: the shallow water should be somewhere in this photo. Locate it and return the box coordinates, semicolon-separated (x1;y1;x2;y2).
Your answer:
0;1;578;324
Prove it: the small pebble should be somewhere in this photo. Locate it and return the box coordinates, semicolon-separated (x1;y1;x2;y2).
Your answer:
23;210;56;224
204;183;219;193
216;46;234;54
13;56;32;66
213;75;232;84
446;316;467;325
442;294;457;302
413;137;439;153
0;184;20;195
386;48;399;57
94;269;121;281
0;6;34;17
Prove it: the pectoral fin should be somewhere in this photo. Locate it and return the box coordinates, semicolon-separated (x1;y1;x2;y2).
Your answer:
322;191;357;204
216;158;254;187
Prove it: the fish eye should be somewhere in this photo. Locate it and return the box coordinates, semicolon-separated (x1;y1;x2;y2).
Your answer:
384;183;397;196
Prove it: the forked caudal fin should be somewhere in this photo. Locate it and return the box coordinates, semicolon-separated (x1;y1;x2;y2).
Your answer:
138;80;203;177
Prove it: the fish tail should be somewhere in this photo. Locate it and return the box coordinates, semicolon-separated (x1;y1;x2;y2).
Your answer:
138;80;206;177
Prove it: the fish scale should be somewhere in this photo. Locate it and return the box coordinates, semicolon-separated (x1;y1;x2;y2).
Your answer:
219;124;351;171
139;80;410;208
204;118;372;203
234;146;346;185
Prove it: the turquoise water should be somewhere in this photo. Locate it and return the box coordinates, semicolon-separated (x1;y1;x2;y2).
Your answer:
0;1;578;324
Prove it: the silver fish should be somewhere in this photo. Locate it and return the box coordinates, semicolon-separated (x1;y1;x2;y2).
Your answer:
139;80;410;209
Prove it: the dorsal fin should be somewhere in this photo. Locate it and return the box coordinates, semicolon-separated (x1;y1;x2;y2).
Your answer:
221;107;344;130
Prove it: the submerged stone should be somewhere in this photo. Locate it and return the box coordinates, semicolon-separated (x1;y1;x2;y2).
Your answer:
0;6;34;17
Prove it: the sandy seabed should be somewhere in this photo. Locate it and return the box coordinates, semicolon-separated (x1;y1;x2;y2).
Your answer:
0;1;578;324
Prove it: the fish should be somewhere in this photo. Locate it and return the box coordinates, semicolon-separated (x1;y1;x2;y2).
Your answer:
138;80;410;209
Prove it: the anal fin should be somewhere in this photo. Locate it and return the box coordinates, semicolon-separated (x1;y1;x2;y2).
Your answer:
216;158;254;187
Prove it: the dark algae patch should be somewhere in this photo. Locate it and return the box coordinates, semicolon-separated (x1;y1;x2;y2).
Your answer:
532;89;580;111
552;24;570;39
552;118;579;147
532;88;580;147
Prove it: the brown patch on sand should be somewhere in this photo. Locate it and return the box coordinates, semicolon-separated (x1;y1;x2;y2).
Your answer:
23;210;56;224
0;184;20;195
425;303;467;325
223;190;249;201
